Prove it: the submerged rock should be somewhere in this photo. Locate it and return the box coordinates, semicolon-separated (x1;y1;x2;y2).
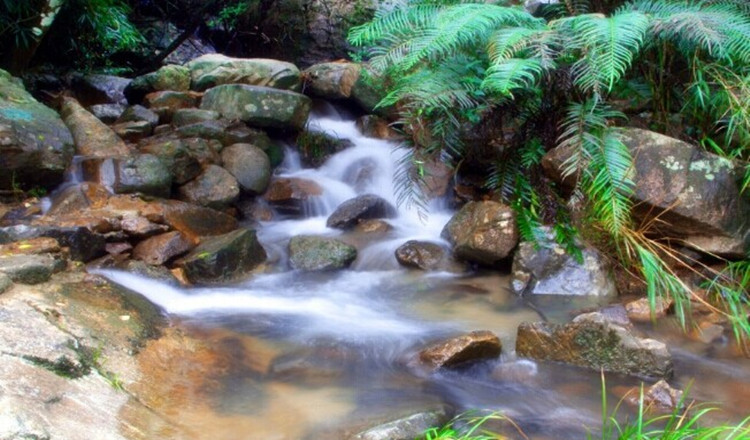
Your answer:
350;407;451;440
176;228;267;284
614;379;685;414
288;235;357;271
326;194;397;230
516;312;673;378
418;330;502;371
441;201;518;266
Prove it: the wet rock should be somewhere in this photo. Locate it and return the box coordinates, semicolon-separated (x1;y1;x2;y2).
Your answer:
297;130;353;168
516;312;673;378
0;69;74;190
70;73;130;106
222;123;272;149
120;216;169;239
60;97;130;157
441;201;519;266
82;154;172;198
143;91;199;123
511;227;616;297
304;62;361;99
124;65;191;104
0;272;11;293
326;194;397;230
89;103;125;123
419;158;453;199
112;120;153;142
155;199;237;244
133;231;193;266
116;105;160;128
491;359;539;384
350;407;451;440
543;128;750;257
0;225;106;262
625;297;673;322
615;380;685;413
177;228;267;284
288;235;357;271
0;254;64;284
0;237;60;256
235;199;274;223
418;330;502;371
200;84;311;131
351;65;388;114
172;108;220;127
690;320;726;344
174;119;228;141
356;219;392;235
187;54;302;92
356;115;399;140
395;241;450;271
138;137;202;184
263;177;323;216
178;164;240;209
220;143;272;194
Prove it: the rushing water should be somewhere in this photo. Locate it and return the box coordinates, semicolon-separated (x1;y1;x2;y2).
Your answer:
95;106;750;439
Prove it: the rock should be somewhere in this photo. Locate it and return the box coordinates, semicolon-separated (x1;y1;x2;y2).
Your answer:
543;128;750;257
326;194;397;230
625;297;673;322
105;242;132;256
120;216;169;239
220;143;272;194
351;408;451;440
511;227;616;296
0;225;106;262
124;65;191;104
0;272;11;293
116;105;160;129
0;237;60;256
304;62;361;99
395;241;450;271
171;108;220;127
177;228;267;284
516;312;673;378
174;119;228;141
0;69;74;190
112;120;153;142
441;201;519;266
178;164;240;209
418;331;502;371
70;73;130;106
351;65;387;113
263;177;323;216
419;158;453;199
187;54;302;92
615;380;685;413
81;154;172;198
133;231;194;266
89;103;125;123
60;97;130;157
356;219;392;234
296;130;353;168
138;137;203;184
200;84;311;131
222;123;273;149
288;235;357;271
143;91;199;123
0;254;64;284
356;115;399;140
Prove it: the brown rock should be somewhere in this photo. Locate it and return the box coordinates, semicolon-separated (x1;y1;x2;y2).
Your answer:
45;183;110;217
355;115;399;140
143;91;199;122
355;219;392;234
614;380;685;413
133;231;194;265
0;237;60;256
105;242;132;256
395;240;448;271
177;164;240;210
441;201;518;266
60;97;130;157
625;297;673;322
263;177;322;215
418;330;502;371
120;216;169;239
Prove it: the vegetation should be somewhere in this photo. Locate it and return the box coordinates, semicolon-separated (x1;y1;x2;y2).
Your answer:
348;0;750;341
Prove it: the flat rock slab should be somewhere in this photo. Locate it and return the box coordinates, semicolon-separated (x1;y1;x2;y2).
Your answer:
0;254;64;284
418;330;502;371
516;312;673;378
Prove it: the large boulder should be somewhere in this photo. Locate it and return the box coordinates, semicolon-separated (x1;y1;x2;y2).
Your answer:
178;164;240;209
543;128;750;257
81;154;172;198
60;97;129;157
187;54;301;92
516;312;673;378
441;201;519;266
288;235;357;271
200;84;311;131
303;62;361;100
176;228;267;284
69;73;130;106
511;227;616;297
326;194;397;230
220;143;272;194
418;330;502;371
124;65;191;104
0;69;74;190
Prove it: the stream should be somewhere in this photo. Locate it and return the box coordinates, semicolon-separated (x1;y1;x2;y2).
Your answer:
96;105;750;439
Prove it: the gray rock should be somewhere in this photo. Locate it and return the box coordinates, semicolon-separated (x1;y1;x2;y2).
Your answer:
0;69;74;191
441;201;519;266
288;235;357;271
511;227;616;297
0;254;63;284
112;120;153;142
351;408;451;440
201;84;311;131
220;143;271;194
82;154;172;198
178;164;240;209
138;137;203;185
143;91;198;123
187;54;301;91
89;103;125;123
326;194;397;230
175;119;229;141
116;105;160;128
70;73;130;106
172;108;220;127
516;311;673;378
418;331;502;371
177;228;267;284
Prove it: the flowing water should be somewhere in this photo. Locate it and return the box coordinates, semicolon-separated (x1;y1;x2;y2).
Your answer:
95;106;750;439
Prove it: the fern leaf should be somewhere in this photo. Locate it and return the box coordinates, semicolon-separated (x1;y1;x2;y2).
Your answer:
482;58;545;97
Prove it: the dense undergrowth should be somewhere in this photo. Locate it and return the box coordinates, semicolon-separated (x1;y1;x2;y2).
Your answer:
348;0;750;344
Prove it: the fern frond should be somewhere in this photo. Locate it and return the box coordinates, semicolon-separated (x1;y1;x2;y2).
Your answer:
482;58;545;97
348;4;441;46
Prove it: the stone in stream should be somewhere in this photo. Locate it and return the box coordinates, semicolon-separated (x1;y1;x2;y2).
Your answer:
116;105;160;129
394;240;450;271
326;194;397;230
89;103;125;123
516;311;673;378
263;177;323;217
69;73;130;106
80;154;172;198
220;143;272;195
441;201;518;267
0;225;106;263
303;62;362;100
138;137;203;185
288;235;357;271
112;120;153;142
60;97;130;157
187;54;302;92
0;69;74;191
350;407;451;440
0;254;65;284
613;379;685;414
177;164;240;210
0;272;11;293
176;228;267;284
625;297;673;322
133;231;194;266
418;330;502;371
143;91;199;123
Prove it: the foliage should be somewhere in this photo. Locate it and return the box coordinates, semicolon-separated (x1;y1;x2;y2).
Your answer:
349;0;750;339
